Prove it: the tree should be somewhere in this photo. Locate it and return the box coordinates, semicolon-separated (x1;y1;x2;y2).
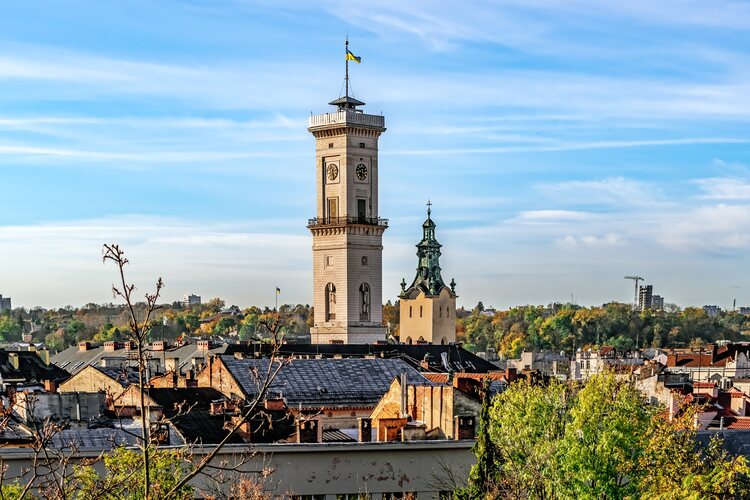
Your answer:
103;244;164;499
559;371;651;499
0;315;22;342
463;378;499;499
486;379;571;498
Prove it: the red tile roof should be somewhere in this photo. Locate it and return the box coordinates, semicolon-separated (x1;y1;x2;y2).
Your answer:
693;382;717;388
723;416;750;430
423;373;450;384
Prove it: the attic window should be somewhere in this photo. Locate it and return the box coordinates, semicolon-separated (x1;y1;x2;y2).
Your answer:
359;142;365;148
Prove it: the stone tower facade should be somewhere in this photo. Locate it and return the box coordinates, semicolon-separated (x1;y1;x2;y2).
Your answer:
399;207;457;345
307;93;388;344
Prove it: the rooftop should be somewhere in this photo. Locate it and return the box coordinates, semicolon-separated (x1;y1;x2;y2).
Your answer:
220;356;432;409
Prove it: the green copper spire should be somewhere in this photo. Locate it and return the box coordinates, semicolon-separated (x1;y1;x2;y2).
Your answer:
401;202;454;298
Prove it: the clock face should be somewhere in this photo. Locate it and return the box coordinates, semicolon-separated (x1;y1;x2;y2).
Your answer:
356;163;368;181
326;164;339;182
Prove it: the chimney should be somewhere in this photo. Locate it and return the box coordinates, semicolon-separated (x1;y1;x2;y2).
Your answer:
79;342;92;352
264;398;285;411
197;340;210;351
164;357;179;373
104;341;121;352
37;349;50;365
151;341;166;351
454;415;476;440
297;418;321;443
358;417;372;442
505;367;517;382
43;379;57;393
8;352;19;370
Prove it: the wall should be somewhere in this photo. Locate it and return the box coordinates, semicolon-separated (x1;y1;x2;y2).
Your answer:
0;440;475;498
58;366;127;400
400;288;456;345
15;392;105;422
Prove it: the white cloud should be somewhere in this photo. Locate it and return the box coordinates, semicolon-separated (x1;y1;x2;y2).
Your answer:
518;210;594;221
0;216;311;308
695;177;750;200
535;177;664;209
556;233;624;248
658;203;750;252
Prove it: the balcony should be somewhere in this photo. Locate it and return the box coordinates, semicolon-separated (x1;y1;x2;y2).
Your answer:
308;111;385;129
307;216;389;228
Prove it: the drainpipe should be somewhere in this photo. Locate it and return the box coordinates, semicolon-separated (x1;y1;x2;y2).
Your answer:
400;373;408;418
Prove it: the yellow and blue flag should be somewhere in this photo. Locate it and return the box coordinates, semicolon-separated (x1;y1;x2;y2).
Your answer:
275;287;281;295
346;49;361;63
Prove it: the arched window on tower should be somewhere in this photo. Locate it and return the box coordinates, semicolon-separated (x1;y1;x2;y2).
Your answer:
359;283;370;321
325;283;336;321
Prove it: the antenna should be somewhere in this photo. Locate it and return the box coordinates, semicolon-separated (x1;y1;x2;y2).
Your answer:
624;276;645;310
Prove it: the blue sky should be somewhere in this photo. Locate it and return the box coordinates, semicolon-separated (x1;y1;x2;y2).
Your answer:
1;1;750;310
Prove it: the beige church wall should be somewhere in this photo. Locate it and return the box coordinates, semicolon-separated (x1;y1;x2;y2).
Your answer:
400;288;456;344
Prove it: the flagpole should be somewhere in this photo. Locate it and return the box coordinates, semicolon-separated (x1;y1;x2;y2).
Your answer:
275;287;278;312
345;37;349;98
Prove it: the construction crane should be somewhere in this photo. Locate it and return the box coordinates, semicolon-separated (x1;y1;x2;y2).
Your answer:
624;276;644;310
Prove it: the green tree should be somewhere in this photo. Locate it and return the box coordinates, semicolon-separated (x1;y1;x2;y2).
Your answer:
73;447;194;499
559;371;651;499
488;379;571;498
0;315;22;342
464;378;498;498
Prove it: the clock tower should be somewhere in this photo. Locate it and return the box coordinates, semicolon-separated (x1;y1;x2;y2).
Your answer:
307;52;388;344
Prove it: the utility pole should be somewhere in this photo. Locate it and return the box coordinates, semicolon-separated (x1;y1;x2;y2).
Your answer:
624;276;645;310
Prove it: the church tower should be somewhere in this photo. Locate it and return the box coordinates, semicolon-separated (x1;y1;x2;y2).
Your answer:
307;43;387;344
399;205;457;345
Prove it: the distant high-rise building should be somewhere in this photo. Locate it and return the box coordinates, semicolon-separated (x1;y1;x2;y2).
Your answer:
739;307;750;315
703;305;721;318
0;295;11;313
183;294;201;307
638;285;653;312
651;295;664;311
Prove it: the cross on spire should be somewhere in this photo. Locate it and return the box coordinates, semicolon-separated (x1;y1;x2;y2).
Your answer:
427;199;432;218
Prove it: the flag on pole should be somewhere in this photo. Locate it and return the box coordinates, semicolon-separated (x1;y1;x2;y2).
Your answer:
345;49;361;63
276;287;281;295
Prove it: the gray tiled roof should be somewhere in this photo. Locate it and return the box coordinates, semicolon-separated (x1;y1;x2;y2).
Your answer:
51;342;227;375
220;356;432;409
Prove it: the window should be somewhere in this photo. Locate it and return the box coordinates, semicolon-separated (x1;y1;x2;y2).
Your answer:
329;142;334;148
325;283;336;321
409;306;412;318
361;256;368;266
337;495;370;500
360;283;371;321
419;306;423;318
439;307;442;318
359;142;366;148
357;198;367;222
327;197;339;222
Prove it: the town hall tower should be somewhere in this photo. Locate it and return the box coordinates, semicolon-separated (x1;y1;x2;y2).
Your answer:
307;47;387;343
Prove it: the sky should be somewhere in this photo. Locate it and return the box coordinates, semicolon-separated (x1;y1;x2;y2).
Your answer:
1;0;750;310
